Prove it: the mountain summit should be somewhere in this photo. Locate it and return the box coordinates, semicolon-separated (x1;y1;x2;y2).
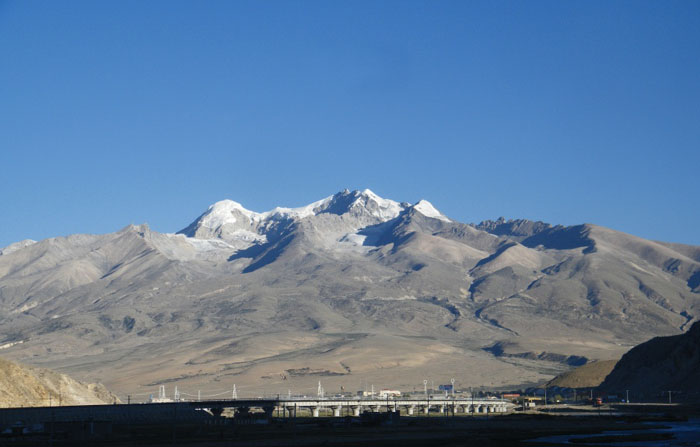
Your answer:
178;189;448;250
0;189;697;397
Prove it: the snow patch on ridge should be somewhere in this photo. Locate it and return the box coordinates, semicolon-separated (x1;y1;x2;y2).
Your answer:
0;239;37;256
413;200;450;222
0;340;24;350
338;233;368;247
182;237;240;251
265;194;335;220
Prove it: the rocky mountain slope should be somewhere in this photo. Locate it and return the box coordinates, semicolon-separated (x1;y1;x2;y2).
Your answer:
0;356;117;407
0;189;698;397
599;321;700;398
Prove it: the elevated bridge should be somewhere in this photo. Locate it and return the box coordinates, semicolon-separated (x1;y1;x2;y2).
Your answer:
0;397;512;426
270;397;511;417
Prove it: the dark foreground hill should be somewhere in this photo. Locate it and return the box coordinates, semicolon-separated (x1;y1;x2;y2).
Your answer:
599;321;700;398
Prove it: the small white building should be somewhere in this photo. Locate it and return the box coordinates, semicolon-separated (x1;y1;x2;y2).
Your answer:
378;389;401;398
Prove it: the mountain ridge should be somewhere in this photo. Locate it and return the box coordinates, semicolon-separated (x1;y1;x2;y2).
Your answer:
0;189;697;397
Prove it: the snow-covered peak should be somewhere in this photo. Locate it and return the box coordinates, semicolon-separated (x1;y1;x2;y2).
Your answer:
349;189;404;220
200;200;262;229
413;200;450;222
0;239;37;256
180;189;410;244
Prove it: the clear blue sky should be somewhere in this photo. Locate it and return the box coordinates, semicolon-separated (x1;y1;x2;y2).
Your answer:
1;0;699;248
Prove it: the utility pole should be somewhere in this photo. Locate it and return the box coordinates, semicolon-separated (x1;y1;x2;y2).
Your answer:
451;378;455;397
470;386;473;415
172;402;177;446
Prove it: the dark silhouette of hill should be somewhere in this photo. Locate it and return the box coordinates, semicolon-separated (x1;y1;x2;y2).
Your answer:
599;321;700;398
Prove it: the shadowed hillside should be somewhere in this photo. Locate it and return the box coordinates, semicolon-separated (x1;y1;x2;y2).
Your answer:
599;321;700;398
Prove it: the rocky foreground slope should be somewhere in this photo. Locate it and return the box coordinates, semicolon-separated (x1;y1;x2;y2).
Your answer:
0;189;698;397
0;356;117;407
599;321;700;398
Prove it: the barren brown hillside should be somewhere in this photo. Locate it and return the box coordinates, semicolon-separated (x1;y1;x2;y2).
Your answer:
0;357;118;408
547;360;618;389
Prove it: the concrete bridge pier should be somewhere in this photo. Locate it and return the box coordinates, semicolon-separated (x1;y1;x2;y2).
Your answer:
210;407;224;417
332;406;342;417
368;405;379;413
311;407;320;418
438;405;445;414
351;406;361;416
285;406;296;418
262;406;275;420
406;405;415;416
423;405;430;415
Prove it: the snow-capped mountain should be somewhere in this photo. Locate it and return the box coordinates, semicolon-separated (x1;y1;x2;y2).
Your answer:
0;189;697;399
178;189;449;251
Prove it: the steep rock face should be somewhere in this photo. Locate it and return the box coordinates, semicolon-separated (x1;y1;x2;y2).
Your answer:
0;190;698;397
0;356;118;407
599;321;700;397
